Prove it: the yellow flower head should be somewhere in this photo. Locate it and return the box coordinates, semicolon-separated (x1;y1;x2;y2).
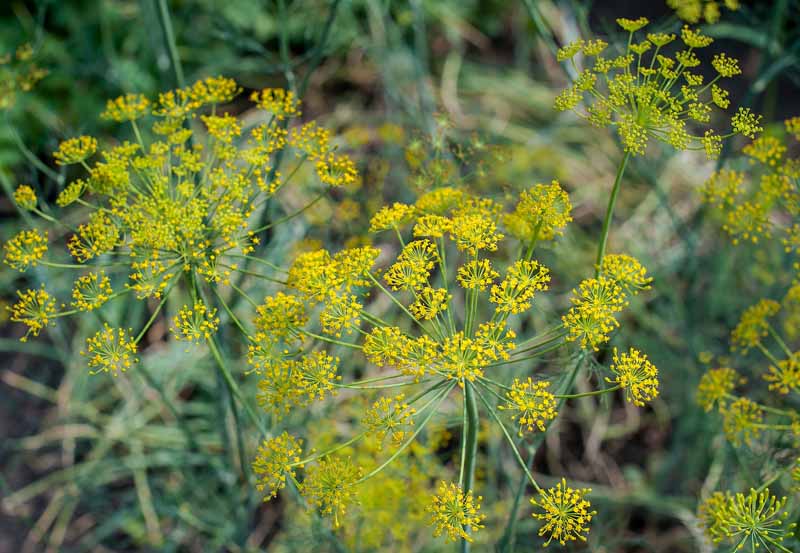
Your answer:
81;324;138;376
300;456;361;528
296;350;341;403
490;260;551;314
506;181;573;242
101;93;150;122
530;478;596;546
697;367;744;412
361;393;416;448
255;292;307;338
253;432;303;499
563;277;626;350
699;488;795;550
764;353;800;395
668;0;739;24
607;347;659;406
457;259;498;291
54;135;97;165
71;271;113;311
369;202;416;233
731;299;780;352
499;377;557;436
250;87;301;120
722;397;763;447
13;185;36;210
9;287;57;341
555;18;752;157
427;481;486;543
600;254;652;295
4;229;47;271
171;301;219;344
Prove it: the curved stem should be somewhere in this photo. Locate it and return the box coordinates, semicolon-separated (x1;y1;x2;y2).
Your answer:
595;151;631;276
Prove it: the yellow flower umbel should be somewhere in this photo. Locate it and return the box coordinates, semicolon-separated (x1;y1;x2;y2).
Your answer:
499;378;557;436
300;457;362;528
668;0;739;24
71;271;113;311
261;182;655;536
701;118;800;249
3;229;47;271
530;478;597;546
764;353;800;394
9;287;57;341
607;347;659;406
731;299;780;352
80;324;138;376
361;394;416;449
555;19;757;157
13;185;37;210
696;367;744;411
427;481;486;543
562;277;627;350
252;432;303;499
699;488;796;551
171;301;220;344
8;76;356;382
721;397;763;447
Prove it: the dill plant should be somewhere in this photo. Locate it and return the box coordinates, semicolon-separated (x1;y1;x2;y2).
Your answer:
695;147;800;550
4;76;356;430
248;182;661;547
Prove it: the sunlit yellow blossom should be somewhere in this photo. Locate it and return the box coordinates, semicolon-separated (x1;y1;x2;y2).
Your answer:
427;481;485;543
409;287;450;320
320;293;362;336
490;260;551;314
699;488;795;551
361;394;416;448
731;107;764;139
457;259;498;290
250;87;301;120
530;478;596;546
764;353;800;395
369;202;415;232
81;324;138;376
190;76;241;105
721;397;763;446
297;351;341;403
563;277;626;350
71;271;113;311
3;229;47;271
607;347;659;406
255;292;307;337
67;212;119;262
301;457;361;528
697;367;744;411
668;0;739;24
316;152;358;187
255;357;302;417
101;93;150;122
171;301;220;343
56;179;86;207
731;299;780;352
13;185;36;210
505;181;573;242
53;135;97;165
9;287;57;341
600;254;652;294
253;432;303;499
499;377;557;436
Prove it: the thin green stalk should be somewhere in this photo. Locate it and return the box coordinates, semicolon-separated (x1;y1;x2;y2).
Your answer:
207;336;268;436
595;151;631;276
155;0;185;88
460;383;479;552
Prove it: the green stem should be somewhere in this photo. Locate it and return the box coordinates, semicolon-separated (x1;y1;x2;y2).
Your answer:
459;383;479;552
595;151;630;276
207;337;268;436
555;385;620;399
155;0;185;88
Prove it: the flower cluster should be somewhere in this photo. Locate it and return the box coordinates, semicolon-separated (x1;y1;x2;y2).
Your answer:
427;481;486;543
699;488;796;551
555;18;758;157
4;76;355;377
530;478;597;546
667;0;739;24
701;120;800;250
